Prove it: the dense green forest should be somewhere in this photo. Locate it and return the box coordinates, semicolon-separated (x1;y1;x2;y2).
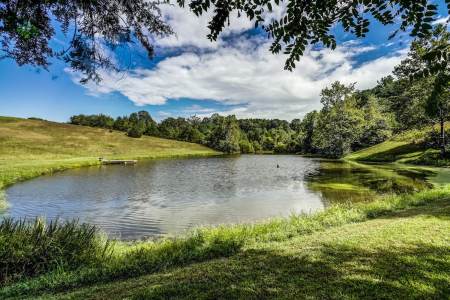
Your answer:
70;26;449;158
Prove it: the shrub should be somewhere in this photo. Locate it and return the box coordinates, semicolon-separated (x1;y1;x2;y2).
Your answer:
0;218;111;285
274;142;288;153
127;124;144;138
239;140;255;153
423;128;450;150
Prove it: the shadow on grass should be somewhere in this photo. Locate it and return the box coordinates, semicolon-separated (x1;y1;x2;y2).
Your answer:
358;143;424;162
377;200;450;221
130;242;450;300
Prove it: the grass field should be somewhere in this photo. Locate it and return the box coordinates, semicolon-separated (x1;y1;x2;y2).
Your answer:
0;116;219;190
0;187;448;299
346;124;450;166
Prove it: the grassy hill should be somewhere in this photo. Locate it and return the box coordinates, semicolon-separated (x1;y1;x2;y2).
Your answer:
0;116;219;189
346;124;450;166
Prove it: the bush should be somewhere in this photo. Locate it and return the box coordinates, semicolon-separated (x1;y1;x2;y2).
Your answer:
127;124;144;138
274;142;287;153
252;141;262;152
423;128;450;150
0;218;110;285
239;140;255;153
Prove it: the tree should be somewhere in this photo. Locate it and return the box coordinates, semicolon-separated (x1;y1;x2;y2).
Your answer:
290;119;302;132
0;0;172;83
127;123;144;138
370;75;430;131
313;83;365;158
179;0;448;70
69;113;114;128
180;126;205;144
355;95;393;148
158;117;189;139
113;116;130;132
422;26;450;158
2;1;448;80
399;25;450;157
320;81;355;111
239;139;255;153
208;115;241;153
137;111;159;136
298;111;319;154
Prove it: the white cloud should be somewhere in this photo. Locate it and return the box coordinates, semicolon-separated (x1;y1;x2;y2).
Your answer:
156;1;287;49
156;4;253;49
70;4;407;120
184;104;216;114
157;111;173;118
432;16;449;25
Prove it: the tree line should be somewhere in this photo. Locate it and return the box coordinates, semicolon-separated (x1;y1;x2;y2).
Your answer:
70;25;449;158
67;86;396;158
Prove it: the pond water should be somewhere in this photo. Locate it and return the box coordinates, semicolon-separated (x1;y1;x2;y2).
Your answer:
2;155;440;240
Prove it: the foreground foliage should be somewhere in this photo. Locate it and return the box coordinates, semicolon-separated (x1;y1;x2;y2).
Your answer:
0;0;172;83
1;186;449;299
394;25;450;158
2;1;448;81
0;219;110;285
180;0;449;71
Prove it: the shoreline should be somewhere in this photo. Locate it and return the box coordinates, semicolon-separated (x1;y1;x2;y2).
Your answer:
0;152;222;194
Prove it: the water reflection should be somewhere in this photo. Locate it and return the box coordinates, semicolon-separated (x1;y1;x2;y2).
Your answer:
305;160;433;203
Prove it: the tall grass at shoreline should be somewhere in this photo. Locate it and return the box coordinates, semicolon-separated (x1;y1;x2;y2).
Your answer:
1;186;449;298
0;218;111;285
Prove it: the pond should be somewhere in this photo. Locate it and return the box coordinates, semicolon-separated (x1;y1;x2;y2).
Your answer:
2;155;441;240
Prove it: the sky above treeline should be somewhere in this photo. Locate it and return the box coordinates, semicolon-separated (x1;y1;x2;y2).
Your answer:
1;1;449;122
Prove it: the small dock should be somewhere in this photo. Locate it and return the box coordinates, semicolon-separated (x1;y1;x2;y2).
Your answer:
99;158;137;165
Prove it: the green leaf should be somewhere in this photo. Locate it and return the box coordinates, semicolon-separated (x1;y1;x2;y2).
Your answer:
422;23;432;30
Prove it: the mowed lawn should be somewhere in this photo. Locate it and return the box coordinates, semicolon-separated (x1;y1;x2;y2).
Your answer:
346;123;450;166
30;197;450;299
0;116;219;189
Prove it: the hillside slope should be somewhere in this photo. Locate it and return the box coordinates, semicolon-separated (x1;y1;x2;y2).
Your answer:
0;116;219;189
346;125;450;166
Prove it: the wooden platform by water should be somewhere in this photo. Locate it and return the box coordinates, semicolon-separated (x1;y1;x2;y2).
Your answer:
99;158;137;165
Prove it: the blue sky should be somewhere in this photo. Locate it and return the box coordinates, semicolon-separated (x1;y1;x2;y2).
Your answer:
1;2;448;122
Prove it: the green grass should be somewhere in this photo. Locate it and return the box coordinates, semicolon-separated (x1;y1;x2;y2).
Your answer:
63;200;449;300
1;186;449;299
346;124;450;166
308;182;370;191
0;116;219;189
0;219;111;285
